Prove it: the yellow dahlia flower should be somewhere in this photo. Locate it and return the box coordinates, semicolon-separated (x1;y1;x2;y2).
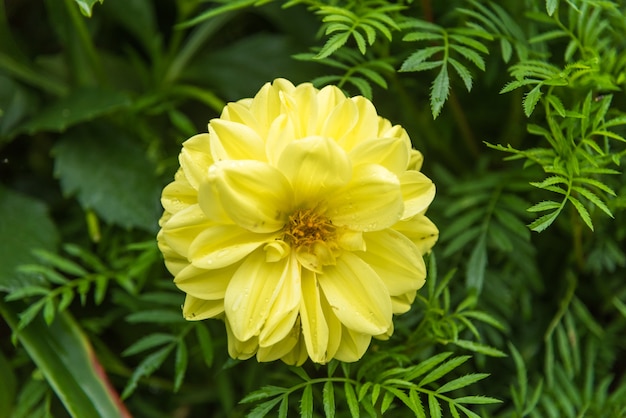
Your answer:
157;78;438;365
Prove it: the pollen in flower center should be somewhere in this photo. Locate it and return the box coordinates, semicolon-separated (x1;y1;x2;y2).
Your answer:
284;208;336;248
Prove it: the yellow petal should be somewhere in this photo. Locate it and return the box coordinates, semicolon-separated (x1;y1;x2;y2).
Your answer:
179;133;213;189
318;252;392;335
359;229;426;296
210;160;293;233
174;263;238;300
161;170;197;214
224;249;295;341
225;319;258;360
161;204;211;258
321;97;358;146
349;136;411;176
197;179;232;224
333;325;371;362
182;295;224;320
299;269;330;363
277;136;351;206
188;224;275;269
157;229;188;276
258;254;301;346
280;82;318;138
257;323;300;362
339;96;380;150
399;171;436;219
250;79;295;134
393;215;439;255
279;322;309;366
265;114;296;166
209;119;266;161
391;290;417;314
221;101;259;131
408;149;424;171
326;164;403;232
315;85;349;134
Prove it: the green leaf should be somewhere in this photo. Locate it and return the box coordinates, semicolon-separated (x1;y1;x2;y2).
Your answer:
466;236;487;292
19;88;129;135
405;352;453;381
436;373;490;393
419;356;471;386
323;381;335;418
430;66;450;119
174;339;188;392
125;309;185;324
0;301;128;417
0;349;17;418
345;382;359;418
428;393;442;418
53;124;161;232
546;0;558;15
527;200;562;213
568;196;593;230
278;396;289;418
0;187;59;292
453;340;507;357
247;397;283;418
300;384;313;418
523;85;543;117
122;345;174;399
122;333;176;357
195;324;214;367
449;58;473;91
399;47;443;72
240;386;288;404
528;210;560;232
32;249;87;277
73;0;103;17
455;395;501;404
4;285;50;301
317;32;351;59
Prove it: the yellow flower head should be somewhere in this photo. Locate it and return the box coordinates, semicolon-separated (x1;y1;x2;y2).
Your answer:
157;79;438;365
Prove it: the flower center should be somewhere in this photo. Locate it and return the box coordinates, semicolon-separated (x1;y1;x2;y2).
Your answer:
284;208;336;248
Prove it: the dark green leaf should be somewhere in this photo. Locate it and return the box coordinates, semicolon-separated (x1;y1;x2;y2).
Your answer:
466;236;487;292
523;85;543;117
53;124;161;232
568;196;593;230
0;301;128;417
195;324;214;367
436;373;490;393
122;345;174;398
19;88;129;135
0;187;58;292
122;333;176;357
126;309;185;324
174;339;188;392
247;397;283;418
430;66;450;118
453;340;507;357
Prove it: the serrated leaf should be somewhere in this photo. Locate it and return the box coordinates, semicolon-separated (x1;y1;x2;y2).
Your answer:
317;32;351;59
174;339;188;392
527;200;562;213
278;396;289;418
345;382;359;418
122;333;176;357
428;393;442;418
449;58;473;91
449;44;486;70
419;356;471;386
405;352;453;381
122;345;174;398
53;124;161;232
453;340;507;357
546;0;558;15
247;397;283;418
568;196;593;230
240;386;288;404
4;285;50;301
323;381;335;418
436;373;490;393
17;264;68;285
523;85;543;117
572;186;613;218
430;65;450;119
399;47;443;72
455;395;502;404
381;390;395;413
300;384;313;418
500;38;512;62
17;299;47;330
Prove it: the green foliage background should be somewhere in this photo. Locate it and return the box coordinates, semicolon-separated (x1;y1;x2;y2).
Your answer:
1;0;626;417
